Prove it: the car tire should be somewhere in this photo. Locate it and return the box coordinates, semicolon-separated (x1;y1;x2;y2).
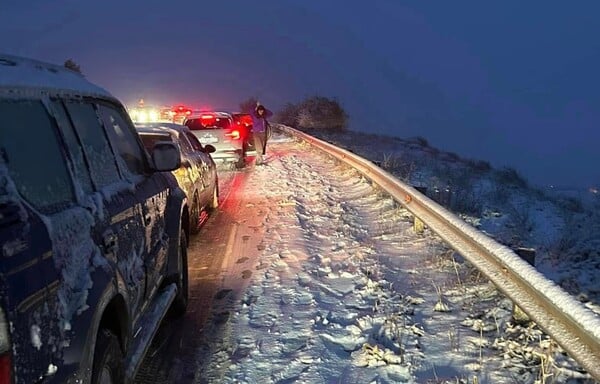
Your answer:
190;194;200;235
235;155;245;169
91;329;124;384
169;230;188;317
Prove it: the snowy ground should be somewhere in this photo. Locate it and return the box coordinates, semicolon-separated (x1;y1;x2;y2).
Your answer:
193;131;596;383
308;129;600;317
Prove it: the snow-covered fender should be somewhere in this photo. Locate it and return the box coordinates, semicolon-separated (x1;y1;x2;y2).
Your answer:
42;258;131;384
162;175;189;282
47;266;131;384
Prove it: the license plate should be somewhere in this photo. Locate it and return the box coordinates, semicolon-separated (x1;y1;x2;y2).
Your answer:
200;137;218;144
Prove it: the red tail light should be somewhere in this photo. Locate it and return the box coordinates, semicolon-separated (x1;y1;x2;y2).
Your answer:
0;354;11;384
242;115;253;126
200;114;216;126
172;105;192;116
0;308;11;384
227;130;241;140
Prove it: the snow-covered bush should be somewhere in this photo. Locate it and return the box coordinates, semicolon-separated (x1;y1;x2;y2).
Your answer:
275;96;348;131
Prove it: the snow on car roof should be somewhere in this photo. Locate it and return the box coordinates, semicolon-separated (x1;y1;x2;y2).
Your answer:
0;53;112;98
188;111;233;118
136;126;175;136
135;123;190;138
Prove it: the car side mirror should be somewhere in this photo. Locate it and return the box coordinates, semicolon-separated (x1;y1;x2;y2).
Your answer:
151;141;181;171
203;144;216;154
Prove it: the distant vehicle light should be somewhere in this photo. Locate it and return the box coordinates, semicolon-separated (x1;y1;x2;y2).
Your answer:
148;109;159;121
173;105;191;113
128;106;160;123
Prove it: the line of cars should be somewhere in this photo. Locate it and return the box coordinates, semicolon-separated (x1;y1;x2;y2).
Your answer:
0;53;221;383
129;105;256;170
136;123;219;234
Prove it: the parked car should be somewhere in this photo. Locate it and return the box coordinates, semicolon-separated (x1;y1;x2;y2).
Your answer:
183;111;246;168
0;54;191;384
136;123;219;234
231;112;256;155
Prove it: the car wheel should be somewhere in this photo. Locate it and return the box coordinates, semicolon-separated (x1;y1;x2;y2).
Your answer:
170;230;188;316
235;155;245;169
91;329;124;384
190;194;200;235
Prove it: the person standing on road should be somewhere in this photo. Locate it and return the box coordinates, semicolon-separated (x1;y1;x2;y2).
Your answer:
250;103;273;165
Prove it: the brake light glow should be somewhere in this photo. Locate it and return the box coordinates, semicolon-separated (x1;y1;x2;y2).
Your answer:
0;354;10;384
0;308;11;384
227;130;241;140
172;105;192;116
200;114;216;125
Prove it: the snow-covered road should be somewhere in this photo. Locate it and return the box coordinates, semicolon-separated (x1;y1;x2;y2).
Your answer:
136;132;592;384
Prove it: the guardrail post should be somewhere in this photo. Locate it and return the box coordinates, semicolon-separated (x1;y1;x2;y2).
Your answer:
413;217;425;234
412;186;428;234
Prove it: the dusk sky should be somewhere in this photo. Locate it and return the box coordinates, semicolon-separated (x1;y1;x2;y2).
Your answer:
1;1;599;189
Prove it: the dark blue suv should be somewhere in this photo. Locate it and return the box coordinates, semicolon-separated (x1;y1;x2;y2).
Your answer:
0;54;191;383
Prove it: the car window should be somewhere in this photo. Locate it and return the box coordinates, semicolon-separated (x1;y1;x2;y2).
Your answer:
65;101;121;188
50;100;94;195
97;103;146;176
0;99;75;212
139;133;172;153
234;114;252;126
184;131;204;151
177;132;194;155
185;116;231;130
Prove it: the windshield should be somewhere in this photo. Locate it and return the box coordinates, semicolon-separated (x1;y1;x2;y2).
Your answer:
185;116;231;131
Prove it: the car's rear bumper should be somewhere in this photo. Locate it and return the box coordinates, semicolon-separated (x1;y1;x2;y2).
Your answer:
210;149;243;163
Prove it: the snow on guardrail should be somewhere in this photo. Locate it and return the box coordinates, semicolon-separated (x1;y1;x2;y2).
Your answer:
277;124;600;381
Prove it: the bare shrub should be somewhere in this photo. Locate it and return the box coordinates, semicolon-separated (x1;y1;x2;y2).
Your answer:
495;167;528;189
466;159;492;172
274;102;300;127
274;96;348;131
442;151;461;162
64;58;82;74
556;196;584;213
407;136;430;147
505;202;533;246
451;190;484;216
239;96;259;113
489;183;512;206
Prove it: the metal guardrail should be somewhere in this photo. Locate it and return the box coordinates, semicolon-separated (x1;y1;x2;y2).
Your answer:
278;125;600;381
